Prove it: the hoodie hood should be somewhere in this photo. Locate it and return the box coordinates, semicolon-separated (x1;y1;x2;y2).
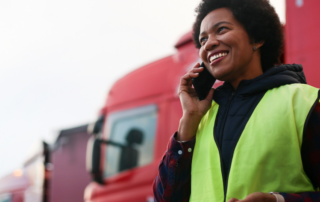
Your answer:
215;64;307;97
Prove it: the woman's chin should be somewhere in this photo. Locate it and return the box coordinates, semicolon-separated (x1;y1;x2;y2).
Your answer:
210;65;232;79
212;71;232;81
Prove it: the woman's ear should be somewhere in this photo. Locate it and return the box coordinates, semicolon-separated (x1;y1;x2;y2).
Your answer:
254;41;265;49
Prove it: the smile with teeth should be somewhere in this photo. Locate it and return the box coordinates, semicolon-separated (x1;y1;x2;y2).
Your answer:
210;52;228;63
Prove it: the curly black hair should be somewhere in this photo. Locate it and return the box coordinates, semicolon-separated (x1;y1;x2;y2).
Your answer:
192;0;283;72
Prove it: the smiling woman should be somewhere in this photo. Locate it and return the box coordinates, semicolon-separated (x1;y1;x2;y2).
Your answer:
193;0;283;72
153;0;320;202
198;8;264;89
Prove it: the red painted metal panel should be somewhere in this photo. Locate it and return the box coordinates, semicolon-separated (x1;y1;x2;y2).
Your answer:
285;0;320;88
105;41;199;109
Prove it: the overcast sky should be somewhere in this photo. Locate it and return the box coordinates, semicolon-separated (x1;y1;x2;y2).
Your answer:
0;0;285;179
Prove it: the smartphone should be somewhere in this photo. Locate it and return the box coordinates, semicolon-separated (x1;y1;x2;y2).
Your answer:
192;62;216;100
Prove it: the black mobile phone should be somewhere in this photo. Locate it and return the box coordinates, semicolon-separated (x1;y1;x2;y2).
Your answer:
192;62;216;100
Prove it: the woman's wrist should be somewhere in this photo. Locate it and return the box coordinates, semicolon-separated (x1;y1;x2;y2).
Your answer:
177;115;202;141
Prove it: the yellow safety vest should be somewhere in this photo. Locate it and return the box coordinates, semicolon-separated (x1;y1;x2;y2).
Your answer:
190;84;318;202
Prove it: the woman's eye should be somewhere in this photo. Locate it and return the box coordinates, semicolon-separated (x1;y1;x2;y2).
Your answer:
200;38;207;45
217;27;227;33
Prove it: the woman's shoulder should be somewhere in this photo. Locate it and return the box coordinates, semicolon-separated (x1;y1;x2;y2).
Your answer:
268;84;319;108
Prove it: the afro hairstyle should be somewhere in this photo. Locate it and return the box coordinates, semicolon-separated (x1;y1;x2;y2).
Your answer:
192;0;284;72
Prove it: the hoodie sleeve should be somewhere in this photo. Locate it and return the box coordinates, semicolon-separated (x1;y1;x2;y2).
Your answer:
280;102;320;202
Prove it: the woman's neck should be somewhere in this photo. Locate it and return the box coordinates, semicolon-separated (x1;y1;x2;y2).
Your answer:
230;69;263;90
230;51;264;90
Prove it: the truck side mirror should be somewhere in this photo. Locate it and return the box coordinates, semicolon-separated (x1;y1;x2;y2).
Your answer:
87;116;105;135
86;136;103;184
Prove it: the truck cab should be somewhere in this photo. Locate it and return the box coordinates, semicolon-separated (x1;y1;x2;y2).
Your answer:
84;33;223;202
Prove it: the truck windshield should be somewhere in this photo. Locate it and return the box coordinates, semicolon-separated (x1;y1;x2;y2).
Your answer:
104;105;158;177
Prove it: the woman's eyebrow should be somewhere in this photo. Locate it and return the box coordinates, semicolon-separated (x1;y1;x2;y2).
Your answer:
213;21;233;28
200;21;233;37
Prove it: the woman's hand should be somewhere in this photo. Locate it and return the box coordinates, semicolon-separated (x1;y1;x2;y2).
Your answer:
177;63;214;141
228;192;277;202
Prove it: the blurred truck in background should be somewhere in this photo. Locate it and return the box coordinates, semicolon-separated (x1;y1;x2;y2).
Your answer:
0;142;50;202
0;125;92;202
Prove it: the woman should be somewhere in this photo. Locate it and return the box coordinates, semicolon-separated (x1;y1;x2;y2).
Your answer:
153;0;320;202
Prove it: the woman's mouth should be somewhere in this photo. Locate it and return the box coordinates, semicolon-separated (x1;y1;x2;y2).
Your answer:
209;51;229;65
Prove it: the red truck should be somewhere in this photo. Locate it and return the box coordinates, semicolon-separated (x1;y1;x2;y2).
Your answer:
84;31;216;202
84;1;320;201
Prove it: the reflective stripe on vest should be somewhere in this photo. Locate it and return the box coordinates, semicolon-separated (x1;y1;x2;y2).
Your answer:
190;84;318;202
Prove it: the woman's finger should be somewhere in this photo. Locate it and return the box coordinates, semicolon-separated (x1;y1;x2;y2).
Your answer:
180;71;199;87
180;63;204;85
189;71;200;78
191;66;203;73
179;73;191;87
228;198;240;202
204;88;215;101
193;62;201;68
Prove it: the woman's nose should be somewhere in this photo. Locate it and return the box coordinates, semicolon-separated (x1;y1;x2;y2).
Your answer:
204;36;219;51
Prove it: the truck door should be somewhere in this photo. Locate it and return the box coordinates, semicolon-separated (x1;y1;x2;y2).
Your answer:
100;104;158;202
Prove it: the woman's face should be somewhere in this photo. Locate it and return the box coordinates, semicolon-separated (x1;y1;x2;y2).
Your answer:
199;8;262;83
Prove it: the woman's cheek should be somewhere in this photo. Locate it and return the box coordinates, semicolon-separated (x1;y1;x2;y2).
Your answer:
199;50;208;64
